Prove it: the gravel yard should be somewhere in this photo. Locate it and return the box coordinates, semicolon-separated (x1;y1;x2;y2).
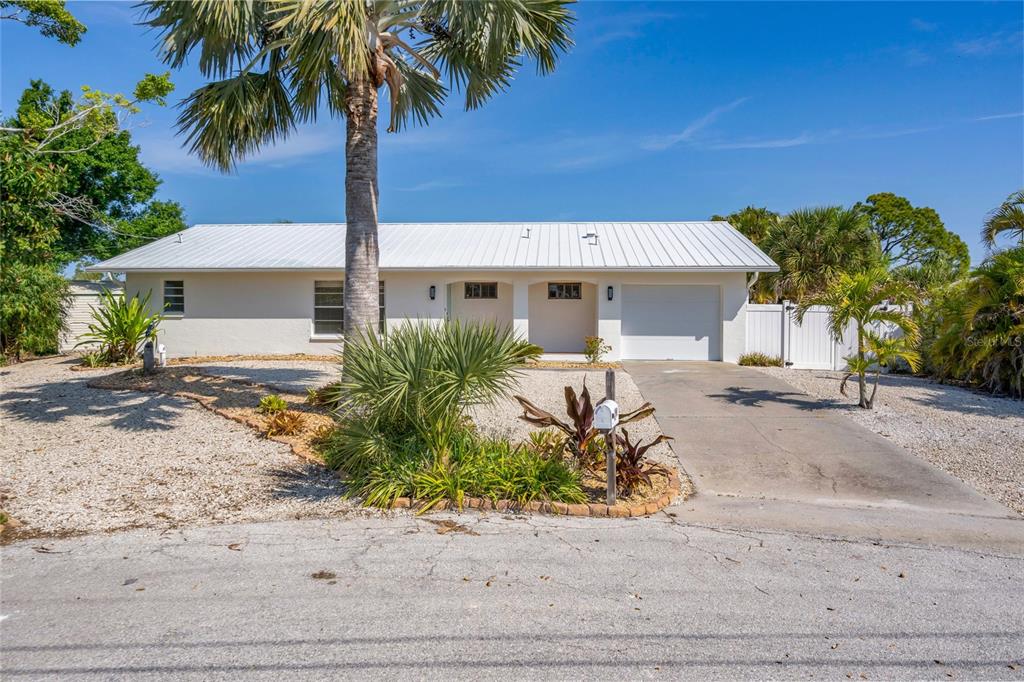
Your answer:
758;368;1024;515
0;358;364;538
1;358;675;538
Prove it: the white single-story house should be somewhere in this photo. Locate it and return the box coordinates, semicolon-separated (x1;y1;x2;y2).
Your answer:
87;222;778;362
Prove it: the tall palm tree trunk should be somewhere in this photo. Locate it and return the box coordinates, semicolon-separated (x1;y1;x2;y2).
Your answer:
343;77;381;348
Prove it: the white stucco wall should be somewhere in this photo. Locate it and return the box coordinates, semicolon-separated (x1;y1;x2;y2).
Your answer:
527;281;597;353
448;281;514;326
126;269;749;361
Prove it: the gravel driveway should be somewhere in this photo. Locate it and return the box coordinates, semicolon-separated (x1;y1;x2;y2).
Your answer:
1;358;673;538
758;368;1024;515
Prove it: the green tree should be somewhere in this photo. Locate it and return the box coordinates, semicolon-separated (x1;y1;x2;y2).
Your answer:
140;0;574;341
857;192;969;287
4;79;185;269
798;267;920;409
0;0;85;45
763;206;881;302
926;247;1024;398
982;190;1024;249
711;206;779;246
1;74;175;358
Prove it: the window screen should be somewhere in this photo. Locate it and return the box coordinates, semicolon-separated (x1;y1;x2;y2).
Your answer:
313;281;386;335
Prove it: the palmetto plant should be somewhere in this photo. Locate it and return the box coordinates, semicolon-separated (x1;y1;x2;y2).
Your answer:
77;289;163;364
763;206;881;302
140;0;574;340
325;320;541;471
982;190;1024;249
797;267;920;409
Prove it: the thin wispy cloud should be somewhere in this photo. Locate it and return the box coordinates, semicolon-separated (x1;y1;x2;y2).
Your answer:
642;97;751;151
974;111;1024;121
953;29;1023;56
910;18;938;32
706;132;825;150
395;179;464;192
583;10;680;48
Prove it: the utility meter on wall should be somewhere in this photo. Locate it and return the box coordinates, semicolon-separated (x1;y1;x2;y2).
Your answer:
594;400;619;431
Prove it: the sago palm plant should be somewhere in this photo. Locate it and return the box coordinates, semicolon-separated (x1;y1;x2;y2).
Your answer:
140;0;574;340
78;290;164;364
797;267;920;409
982;190;1024;249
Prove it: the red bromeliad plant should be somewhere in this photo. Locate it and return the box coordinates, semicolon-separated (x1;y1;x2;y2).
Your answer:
615;429;672;496
514;380;659;468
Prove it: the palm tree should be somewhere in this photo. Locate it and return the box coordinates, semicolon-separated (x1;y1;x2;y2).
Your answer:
139;0;574;340
763;206;881;302
982;190;1024;249
797;267;920;409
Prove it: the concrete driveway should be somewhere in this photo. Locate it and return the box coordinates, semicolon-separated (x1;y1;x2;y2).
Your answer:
625;362;1019;544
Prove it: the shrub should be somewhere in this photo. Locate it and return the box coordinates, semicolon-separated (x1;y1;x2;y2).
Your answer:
322;425;586;510
80;350;108;367
526;430;568;459
0;262;70;360
258;394;289;415
738;352;784;367
925;247;1023;398
265;410;306;436
306;382;342;407
583;335;611;364
77;289;163;364
615;430;672;496
331;320;541;461
515;380;655;468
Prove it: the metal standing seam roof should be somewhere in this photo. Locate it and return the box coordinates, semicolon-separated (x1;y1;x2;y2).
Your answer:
87;222;779;272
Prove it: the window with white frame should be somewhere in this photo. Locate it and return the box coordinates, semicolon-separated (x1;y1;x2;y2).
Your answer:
163;280;185;313
313;280;386;335
464;282;498;299
548;282;581;300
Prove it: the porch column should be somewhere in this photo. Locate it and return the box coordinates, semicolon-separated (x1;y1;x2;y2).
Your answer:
512;280;529;341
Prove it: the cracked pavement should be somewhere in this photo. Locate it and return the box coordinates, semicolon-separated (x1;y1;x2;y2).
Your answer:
3;512;1023;680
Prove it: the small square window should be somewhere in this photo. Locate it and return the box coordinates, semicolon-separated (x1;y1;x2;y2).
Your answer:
163;280;184;314
465;282;498;299
548;283;581;300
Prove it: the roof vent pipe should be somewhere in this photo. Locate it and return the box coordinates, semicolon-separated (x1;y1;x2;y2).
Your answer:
521;227;531;239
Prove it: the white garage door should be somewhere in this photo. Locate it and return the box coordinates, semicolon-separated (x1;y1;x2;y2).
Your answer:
621;285;721;360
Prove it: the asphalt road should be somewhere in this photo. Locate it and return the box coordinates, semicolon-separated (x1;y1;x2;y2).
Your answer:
3;512;1023;680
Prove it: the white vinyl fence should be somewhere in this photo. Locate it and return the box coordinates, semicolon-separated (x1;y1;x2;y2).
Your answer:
746;301;908;370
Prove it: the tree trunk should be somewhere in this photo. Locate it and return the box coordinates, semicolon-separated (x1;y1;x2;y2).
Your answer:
857;325;869;408
343;77;380;350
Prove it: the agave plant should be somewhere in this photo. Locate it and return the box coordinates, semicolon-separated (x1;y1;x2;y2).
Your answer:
615;430;673;496
515;379;657;465
77;290;163;364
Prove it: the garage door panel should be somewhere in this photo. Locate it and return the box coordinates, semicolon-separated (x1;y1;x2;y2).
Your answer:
621;285;721;360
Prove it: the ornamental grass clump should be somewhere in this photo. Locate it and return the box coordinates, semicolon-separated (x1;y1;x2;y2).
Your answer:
315;320;589;509
77;290;163;365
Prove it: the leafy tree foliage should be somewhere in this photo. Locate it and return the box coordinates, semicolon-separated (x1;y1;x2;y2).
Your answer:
761;206;881;303
0;0;85;45
924;247;1023;398
5;79;185;269
857;192;969;287
982;190;1024;249
1;74;179;358
711;206;779;246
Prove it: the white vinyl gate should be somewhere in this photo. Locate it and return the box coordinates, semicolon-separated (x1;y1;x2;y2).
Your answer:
746;301;907;370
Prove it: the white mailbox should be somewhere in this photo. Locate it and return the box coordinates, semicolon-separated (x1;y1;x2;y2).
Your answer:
594;400;619;431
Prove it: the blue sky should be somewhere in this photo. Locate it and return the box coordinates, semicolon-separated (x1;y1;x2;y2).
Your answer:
2;1;1022;263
